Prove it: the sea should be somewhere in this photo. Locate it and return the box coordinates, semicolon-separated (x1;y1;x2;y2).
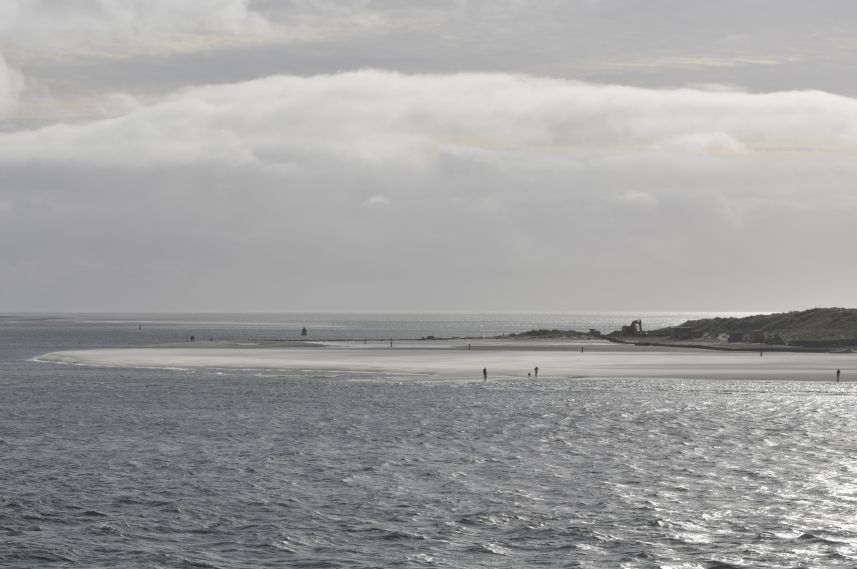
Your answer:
3;312;857;568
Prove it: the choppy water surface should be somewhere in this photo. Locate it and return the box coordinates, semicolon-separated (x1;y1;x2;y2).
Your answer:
3;314;857;568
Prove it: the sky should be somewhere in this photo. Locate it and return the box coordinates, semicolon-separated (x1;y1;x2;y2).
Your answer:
1;0;856;313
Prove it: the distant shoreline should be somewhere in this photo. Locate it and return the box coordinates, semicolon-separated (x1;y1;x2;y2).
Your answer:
505;307;857;352
602;336;836;353
138;333;850;354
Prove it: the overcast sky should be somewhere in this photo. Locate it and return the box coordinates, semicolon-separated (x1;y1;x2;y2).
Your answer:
2;1;856;313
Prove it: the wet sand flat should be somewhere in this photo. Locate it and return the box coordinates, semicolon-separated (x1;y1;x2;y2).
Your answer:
37;340;856;381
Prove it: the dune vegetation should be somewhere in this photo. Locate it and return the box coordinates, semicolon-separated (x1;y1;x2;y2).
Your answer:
665;308;857;346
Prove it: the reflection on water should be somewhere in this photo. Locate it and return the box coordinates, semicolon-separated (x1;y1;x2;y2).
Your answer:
4;368;857;568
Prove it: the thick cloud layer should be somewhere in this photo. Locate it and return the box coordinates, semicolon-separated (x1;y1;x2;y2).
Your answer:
3;72;856;165
1;72;855;311
5;1;857;128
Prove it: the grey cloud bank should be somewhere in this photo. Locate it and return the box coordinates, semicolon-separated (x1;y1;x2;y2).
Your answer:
1;1;855;312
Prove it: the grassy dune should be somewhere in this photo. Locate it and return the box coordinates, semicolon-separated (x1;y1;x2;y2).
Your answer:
673;308;857;346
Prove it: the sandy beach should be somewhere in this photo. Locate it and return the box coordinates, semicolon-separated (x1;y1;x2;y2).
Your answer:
38;339;856;382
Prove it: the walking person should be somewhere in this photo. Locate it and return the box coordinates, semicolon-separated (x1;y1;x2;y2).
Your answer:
483;367;487;381
534;366;538;378
837;368;841;382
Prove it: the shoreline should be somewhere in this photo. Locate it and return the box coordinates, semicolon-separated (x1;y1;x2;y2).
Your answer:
141;334;849;354
602;336;838;353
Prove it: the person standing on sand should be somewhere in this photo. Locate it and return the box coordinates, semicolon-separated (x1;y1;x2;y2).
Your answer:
837;369;841;382
483;367;487;381
534;366;539;378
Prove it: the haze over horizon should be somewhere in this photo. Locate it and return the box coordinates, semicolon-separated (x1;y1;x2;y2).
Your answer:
2;1;856;313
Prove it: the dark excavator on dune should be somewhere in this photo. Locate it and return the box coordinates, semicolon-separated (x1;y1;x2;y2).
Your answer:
621;319;643;336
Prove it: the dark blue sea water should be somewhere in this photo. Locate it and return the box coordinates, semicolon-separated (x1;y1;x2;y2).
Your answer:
4;313;857;568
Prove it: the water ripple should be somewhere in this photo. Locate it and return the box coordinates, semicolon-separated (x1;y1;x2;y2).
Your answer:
4;370;857;567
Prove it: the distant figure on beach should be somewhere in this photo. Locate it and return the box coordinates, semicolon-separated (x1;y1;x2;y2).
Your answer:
468;344;471;350
760;350;763;357
528;371;531;379
534;366;539;378
301;327;308;336
581;346;584;353
483;367;487;381
837;369;841;382
390;340;393;348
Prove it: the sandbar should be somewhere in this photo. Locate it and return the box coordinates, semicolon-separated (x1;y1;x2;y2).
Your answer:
36;340;856;381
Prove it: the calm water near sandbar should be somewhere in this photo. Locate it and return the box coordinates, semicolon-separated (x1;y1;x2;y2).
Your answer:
3;313;857;568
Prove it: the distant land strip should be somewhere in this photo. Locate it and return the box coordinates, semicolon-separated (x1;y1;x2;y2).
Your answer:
510;307;857;352
238;308;857;352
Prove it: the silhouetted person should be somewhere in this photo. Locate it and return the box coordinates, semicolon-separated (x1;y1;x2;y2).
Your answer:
528;371;531;379
534;366;538;378
483;367;487;381
837;368;841;382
